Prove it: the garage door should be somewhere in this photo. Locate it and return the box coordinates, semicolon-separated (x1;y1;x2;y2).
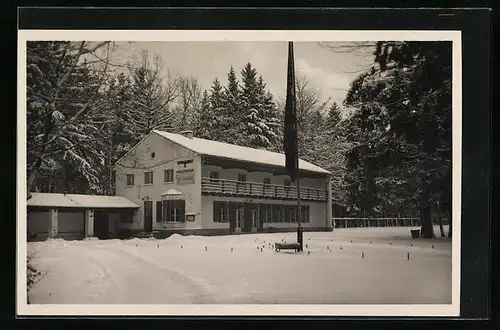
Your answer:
58;209;85;240
27;209;50;242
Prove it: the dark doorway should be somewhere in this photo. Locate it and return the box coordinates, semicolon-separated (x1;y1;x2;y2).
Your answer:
258;203;270;232
144;201;153;233
94;211;110;239
229;202;242;232
243;203;257;233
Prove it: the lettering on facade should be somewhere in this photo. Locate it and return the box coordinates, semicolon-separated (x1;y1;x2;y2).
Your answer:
176;168;195;185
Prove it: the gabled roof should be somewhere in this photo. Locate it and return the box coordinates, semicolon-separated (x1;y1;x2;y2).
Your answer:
27;193;140;209
161;189;183;196
152;130;330;175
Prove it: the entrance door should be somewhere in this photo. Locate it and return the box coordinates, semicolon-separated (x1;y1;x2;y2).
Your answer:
144;201;153;233
229;202;243;232
243;203;255;233
94;211;109;239
252;209;258;230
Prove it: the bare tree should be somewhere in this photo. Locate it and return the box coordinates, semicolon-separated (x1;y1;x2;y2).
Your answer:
123;51;181;141
317;42;376;74
174;75;202;132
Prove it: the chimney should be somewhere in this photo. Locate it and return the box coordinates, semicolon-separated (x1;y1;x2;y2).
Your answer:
180;130;194;139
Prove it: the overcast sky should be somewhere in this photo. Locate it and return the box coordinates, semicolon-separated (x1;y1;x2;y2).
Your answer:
109;42;375;106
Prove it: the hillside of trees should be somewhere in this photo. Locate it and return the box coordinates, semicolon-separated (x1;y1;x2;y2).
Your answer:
26;41;452;237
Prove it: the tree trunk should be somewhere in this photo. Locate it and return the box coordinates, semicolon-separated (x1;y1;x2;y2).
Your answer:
439;217;446;237
419;199;435;238
27;156;43;199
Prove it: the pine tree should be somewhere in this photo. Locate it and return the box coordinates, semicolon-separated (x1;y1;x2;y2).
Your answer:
327;102;342;127
193;90;213;139
208;78;226;140
240;64;274;149
221;66;243;144
342;41;452;237
256;76;281;151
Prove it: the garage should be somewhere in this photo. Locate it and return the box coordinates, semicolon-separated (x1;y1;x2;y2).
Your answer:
27;208;50;241
26;193;139;242
57;209;86;240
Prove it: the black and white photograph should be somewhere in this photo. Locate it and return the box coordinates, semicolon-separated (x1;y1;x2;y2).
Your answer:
18;29;462;316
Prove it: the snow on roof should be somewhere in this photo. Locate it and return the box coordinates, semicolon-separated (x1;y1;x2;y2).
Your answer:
161;189;183;196
27;193;139;209
153;130;330;175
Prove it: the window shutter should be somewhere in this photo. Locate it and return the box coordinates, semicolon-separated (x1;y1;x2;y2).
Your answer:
178;200;186;222
213;202;218;222
156;201;163;223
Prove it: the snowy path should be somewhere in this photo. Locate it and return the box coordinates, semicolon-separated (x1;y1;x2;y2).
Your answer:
28;226;452;305
29;241;215;304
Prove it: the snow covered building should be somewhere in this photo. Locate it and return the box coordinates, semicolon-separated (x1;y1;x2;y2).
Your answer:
27;193;139;241
114;130;333;236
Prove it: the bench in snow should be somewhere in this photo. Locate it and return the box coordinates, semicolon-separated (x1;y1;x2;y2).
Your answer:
275;242;300;252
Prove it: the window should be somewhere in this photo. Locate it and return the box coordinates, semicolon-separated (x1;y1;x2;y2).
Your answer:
260;203;272;223
209;171;219;183
213;201;228;223
144;171;154;185
164;169;174;183
171;207;181;222
162;200;186;222
126;174;134;186
156;201;163;223
301;205;310;223
284;205;297;223
272;204;283;223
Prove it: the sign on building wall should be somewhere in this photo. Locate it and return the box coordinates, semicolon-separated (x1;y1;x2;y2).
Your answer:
176;168;195;185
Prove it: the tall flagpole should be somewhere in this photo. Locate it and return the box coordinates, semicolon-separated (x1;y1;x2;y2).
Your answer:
285;41;301;225
296;172;302;224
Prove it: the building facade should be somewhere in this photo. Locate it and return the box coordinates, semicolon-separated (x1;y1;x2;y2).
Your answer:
115;130;333;236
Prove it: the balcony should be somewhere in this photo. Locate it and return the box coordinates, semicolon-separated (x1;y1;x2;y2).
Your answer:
201;177;328;202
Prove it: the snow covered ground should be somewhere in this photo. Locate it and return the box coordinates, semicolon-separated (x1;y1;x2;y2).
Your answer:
27;225;452;305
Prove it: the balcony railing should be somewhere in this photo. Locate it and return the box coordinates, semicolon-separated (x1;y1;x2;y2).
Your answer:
201;177;328;202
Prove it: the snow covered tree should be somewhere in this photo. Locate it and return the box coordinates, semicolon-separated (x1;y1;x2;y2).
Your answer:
193;89;213;139
123;51;180;143
208;78;226;140
220;66;244;144
342;41;452;238
256;76;282;151
194;79;225;141
327;102;342;127
239;63;280;150
27;41;114;197
239;63;261;147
